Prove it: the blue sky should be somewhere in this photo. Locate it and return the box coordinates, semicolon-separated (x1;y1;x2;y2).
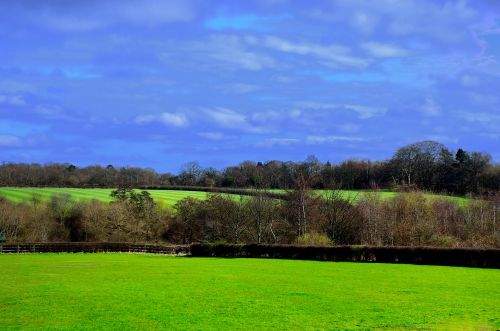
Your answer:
1;0;499;172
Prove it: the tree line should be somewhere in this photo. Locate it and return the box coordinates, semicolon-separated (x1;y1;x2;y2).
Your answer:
1;188;498;248
1;141;498;195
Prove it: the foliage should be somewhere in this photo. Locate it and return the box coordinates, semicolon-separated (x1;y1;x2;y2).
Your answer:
295;232;332;246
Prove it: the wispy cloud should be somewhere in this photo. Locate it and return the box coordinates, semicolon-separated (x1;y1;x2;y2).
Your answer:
135;112;189;127
295;101;387;119
261;36;370;68
203;107;269;133
306;135;367;144
255;137;299;147
361;42;408;58
204;107;247;127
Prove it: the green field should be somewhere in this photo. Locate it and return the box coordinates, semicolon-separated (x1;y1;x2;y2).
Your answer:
0;187;470;206
0;187;213;207
0;254;498;330
270;188;470;205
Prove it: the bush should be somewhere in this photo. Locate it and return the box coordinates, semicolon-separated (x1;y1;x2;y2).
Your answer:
48;194;83;241
295;232;332;246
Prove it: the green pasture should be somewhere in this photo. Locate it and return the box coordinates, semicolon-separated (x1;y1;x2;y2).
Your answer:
274;189;470;205
0;254;498;330
0;187;212;207
0;187;470;207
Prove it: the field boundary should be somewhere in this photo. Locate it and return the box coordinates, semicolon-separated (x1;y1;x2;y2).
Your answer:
1;242;499;268
191;243;500;269
0;242;189;255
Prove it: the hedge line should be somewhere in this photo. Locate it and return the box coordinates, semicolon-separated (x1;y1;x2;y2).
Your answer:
1;242;498;268
138;185;285;199
0;242;189;254
190;243;500;269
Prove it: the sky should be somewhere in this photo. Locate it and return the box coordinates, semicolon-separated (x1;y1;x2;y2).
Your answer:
1;0;499;172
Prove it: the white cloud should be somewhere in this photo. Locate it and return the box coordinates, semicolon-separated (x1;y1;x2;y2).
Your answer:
295;101;387;119
159;112;188;127
255;137;299;147
306;135;367;144
361;42;408;57
262;36;369;68
204;107;248;127
135;112;188;127
203;107;270;133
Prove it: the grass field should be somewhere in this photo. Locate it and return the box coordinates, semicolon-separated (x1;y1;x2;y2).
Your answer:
0;187;470;206
0;187;213;207
0;254;498;330
268;189;470;205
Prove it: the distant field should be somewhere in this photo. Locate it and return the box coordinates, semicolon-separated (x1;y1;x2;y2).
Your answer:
0;187;470;206
0;254;498;330
276;189;470;205
0;187;213;207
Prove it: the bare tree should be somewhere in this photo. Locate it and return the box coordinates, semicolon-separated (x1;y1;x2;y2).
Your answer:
320;188;360;244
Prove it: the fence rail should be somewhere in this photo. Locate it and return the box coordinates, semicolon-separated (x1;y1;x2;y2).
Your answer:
0;242;189;254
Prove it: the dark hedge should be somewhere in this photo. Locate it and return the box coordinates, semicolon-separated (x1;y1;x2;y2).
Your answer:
190;243;500;268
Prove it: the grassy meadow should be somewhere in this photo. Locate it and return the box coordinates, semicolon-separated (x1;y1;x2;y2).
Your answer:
0;187;212;208
0;254;498;330
0;187;470;207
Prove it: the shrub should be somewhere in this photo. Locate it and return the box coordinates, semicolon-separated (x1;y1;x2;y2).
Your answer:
48;194;83;241
295;232;332;246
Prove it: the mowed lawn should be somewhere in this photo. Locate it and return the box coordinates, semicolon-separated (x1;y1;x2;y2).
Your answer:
0;187;470;206
0;254;498;330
